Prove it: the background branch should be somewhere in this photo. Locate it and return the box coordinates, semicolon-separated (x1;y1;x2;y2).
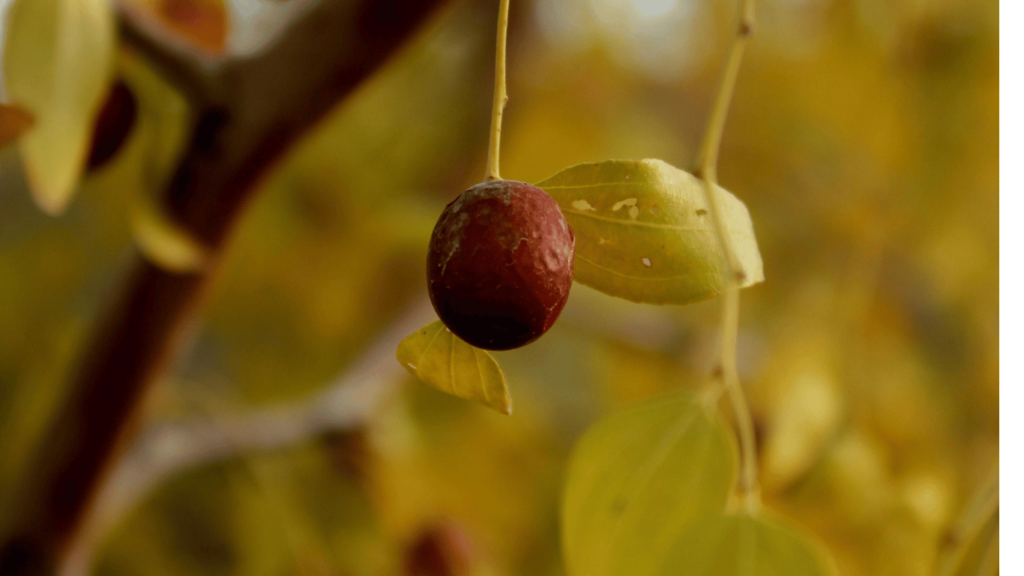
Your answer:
59;298;435;576
0;1;447;574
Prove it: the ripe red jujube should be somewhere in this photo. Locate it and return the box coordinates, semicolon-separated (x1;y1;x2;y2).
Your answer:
427;180;575;351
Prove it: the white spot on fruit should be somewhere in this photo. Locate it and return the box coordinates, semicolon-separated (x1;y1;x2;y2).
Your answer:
642;257;652;267
544;248;559;271
628;206;639;220
612;198;638;211
572;200;596;211
598;238;607;245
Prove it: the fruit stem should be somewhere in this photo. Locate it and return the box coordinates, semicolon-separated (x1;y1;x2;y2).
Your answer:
693;0;760;515
484;0;511;181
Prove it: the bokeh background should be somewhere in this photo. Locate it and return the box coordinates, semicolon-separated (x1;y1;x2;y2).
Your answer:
0;0;998;575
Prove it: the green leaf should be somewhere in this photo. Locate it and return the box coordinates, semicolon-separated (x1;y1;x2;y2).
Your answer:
561;392;737;576
396;321;512;415
4;0;116;214
537;159;764;305
656;513;838;576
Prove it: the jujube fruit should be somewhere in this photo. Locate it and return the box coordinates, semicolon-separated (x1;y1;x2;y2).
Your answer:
427;180;575;351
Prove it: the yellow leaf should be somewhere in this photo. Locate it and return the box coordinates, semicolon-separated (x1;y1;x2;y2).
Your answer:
130;192;209;273
537;159;764;305
561;392;737;576
657;513;838;576
0;104;34;148
4;0;116;214
396;321;511;415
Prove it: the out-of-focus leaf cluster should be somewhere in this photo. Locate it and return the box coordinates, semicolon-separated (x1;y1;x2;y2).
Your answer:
0;0;997;575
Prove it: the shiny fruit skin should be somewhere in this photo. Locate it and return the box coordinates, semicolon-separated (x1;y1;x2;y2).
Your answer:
427;180;575;351
86;80;138;172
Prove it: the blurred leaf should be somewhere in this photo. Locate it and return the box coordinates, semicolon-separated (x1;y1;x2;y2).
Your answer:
4;0;116;214
397;321;511;415
0;104;33;147
561;391;737;576
130;192;209;272
761;360;843;490
117;49;189;183
657;513;838;576
537;159;763;304
157;0;227;54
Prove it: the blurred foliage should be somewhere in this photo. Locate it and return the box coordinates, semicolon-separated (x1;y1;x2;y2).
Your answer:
0;0;998;575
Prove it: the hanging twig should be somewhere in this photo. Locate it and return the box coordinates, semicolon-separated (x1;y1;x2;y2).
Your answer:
693;0;759;514
483;0;510;181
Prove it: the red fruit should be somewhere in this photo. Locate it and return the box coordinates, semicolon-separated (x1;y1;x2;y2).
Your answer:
427;180;575;350
404;521;475;576
87;80;138;172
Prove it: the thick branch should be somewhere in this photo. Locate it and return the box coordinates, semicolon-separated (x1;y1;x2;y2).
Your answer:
0;1;447;574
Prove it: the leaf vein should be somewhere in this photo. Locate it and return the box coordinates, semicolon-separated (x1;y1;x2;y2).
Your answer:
563;209;711;231
575;253;718;283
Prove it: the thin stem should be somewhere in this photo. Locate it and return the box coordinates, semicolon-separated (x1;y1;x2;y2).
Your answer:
484;0;510;181
935;465;999;576
973;529;998;576
694;0;759;514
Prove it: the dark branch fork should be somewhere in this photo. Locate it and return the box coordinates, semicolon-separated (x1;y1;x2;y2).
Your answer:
0;1;447;574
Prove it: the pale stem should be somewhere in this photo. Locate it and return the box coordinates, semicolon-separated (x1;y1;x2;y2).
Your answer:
973;531;999;576
935;465;999;576
694;0;760;515
484;0;511;181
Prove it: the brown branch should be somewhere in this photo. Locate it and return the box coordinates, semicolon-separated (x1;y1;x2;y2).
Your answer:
0;1;447;574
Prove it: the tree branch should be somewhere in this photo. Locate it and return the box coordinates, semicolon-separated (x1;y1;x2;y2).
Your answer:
0;1;448;574
58;298;435;576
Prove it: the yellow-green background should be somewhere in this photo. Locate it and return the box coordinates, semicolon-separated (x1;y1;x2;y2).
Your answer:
0;0;998;574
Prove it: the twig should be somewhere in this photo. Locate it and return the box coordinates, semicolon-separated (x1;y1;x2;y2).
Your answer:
0;1;447;573
693;0;759;514
973;529;998;576
483;0;510;181
934;465;999;576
